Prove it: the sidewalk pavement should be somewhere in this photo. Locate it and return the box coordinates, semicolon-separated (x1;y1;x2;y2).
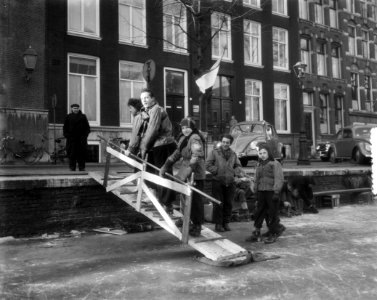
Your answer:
0;159;370;177
1;205;377;299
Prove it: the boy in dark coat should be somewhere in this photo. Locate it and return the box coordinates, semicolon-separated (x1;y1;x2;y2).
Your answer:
63;104;90;171
205;134;242;232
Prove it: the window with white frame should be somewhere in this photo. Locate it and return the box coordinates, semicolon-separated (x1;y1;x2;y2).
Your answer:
68;0;99;38
211;12;232;60
329;0;338;28
360;0;367;18
299;0;309;20
331;44;341;78
314;0;324;25
369;1;377;20
272;0;287;16
300;37;311;73
119;0;146;45
245;79;262;121
272;27;288;70
351;71;360;110
243;0;260;8
119;61;145;126
334;95;343;132
319;94;329;134
316;41;327;76
347;0;355;13
364;75;374;112
244;20;261;65
68;54;99;125
163;0;187;53
361;29;369;58
303;91;313;106
274;83;290;133
348;25;356;55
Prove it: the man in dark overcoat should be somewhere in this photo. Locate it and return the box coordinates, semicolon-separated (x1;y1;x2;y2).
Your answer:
63;104;90;171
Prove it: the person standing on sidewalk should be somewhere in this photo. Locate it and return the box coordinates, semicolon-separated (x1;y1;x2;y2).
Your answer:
63;104;90;171
159;117;206;237
125;88;176;207
124;98;143;155
205;134;242;232
245;143;285;244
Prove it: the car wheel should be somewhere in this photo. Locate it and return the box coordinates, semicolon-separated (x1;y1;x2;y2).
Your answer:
353;148;365;164
329;149;337;163
240;158;248;167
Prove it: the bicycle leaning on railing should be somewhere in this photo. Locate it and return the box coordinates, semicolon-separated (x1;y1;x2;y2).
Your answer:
0;134;67;164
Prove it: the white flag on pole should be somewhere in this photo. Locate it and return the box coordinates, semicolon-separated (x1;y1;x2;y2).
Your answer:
195;57;221;93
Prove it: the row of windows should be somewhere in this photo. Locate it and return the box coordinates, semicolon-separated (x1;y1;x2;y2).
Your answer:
67;53;290;133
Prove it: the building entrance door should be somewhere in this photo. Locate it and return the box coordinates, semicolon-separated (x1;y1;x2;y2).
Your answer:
209;98;232;140
166;95;184;139
304;110;315;155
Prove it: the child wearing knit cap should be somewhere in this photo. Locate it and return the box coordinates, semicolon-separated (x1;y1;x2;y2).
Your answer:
245;142;285;244
160;117;206;237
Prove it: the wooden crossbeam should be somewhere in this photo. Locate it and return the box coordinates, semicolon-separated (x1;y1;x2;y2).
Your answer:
106;172;141;192
141;182;182;239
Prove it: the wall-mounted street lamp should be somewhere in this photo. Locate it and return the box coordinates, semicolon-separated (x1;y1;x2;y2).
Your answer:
23;46;38;82
293;61;310;165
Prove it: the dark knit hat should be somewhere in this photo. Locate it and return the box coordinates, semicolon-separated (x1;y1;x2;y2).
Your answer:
180;118;196;129
71;104;80;108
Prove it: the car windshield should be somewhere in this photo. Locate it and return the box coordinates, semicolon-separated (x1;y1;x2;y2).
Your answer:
232;124;264;134
354;127;372;138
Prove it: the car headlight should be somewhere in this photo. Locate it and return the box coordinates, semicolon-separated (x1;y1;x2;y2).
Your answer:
364;143;371;152
249;141;260;150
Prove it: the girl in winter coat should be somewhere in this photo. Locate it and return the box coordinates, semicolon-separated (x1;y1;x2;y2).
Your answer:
160;118;206;237
245;143;285;244
205;134;242;232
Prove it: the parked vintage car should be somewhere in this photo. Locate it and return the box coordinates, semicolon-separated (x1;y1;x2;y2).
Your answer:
316;124;376;164
229;120;284;167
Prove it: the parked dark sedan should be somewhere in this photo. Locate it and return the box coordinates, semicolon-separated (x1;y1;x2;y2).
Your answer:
316;124;376;164
229;121;284;167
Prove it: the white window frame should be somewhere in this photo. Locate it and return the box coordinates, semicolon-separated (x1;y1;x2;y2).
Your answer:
163;67;189;117
67;53;100;126
244;20;261;66
272;0;287;16
245;79;263;121
299;0;309;20
331;45;341;78
272;27;289;70
163;1;188;54
329;0;338;28
119;61;146;127
360;0;367;18
243;0;260;8
67;0;100;39
211;12;232;60
364;75;373;112
347;0;355;13
314;0;324;25
119;0;146;46
351;72;360;110
319;94;330;134
361;29;370;58
300;37;312;73
274;83;290;133
334;95;344;133
348;25;356;55
316;41;327;76
88;141;101;163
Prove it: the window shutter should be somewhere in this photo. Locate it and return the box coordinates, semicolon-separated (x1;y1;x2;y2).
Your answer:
356;38;362;56
369;42;375;59
354;0;361;15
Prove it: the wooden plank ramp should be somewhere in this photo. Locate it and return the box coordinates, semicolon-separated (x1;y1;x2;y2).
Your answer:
89;170;249;263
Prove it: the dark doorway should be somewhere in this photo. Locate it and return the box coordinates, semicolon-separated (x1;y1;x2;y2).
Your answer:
165;70;185;139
